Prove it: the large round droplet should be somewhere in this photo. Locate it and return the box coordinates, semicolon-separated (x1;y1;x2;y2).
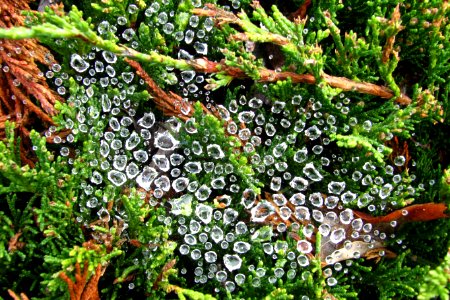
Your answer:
107;170;127;186
70;54;89;73
195;204;213;224
223;254;242;272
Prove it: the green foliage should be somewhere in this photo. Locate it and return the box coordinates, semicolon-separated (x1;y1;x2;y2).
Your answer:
360;252;428;299
418;252;450;300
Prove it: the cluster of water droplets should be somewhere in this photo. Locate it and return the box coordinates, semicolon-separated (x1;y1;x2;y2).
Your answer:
44;1;424;296
167;85;423;293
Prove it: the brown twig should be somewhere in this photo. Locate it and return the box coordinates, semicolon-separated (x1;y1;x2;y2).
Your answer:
7;290;29;300
124;58;213;121
290;0;312;20
188;58;411;104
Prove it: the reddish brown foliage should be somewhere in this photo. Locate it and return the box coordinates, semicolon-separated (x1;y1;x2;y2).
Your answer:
0;0;63;166
8;231;25;252
387;136;411;171
59;261;104;300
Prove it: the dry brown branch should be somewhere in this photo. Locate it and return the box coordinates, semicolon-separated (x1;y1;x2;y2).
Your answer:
59;261;104;300
188;58;411;104
124;58;214;120
7;290;29;300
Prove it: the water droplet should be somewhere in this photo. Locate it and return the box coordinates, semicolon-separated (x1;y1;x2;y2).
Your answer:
265;123;276;136
133;150;148;163
379;183;393;199
238;111;255;123
102;51;117;64
303;163;323;182
194;41;208;55
154;131;179;150
136;167;158;190
107;170;127;186
185;29;195;44
184;162;202;174
205;251;217;263
211;177;226;189
70;54;89;73
207;144;224;159
394;155;406;167
289;177;309;191
195;184;211;201
235;221;248;235
289;193;305;205
295;206;310;220
294;147;308;163
223;254;242;272
297;254;309;266
341;191;357;204
233;241;251;254
195;204;213;224
330;228;346;244
297;240;312;254
172;177;189;192
223;208;238;224
328;181;346;194
241;188;257;209
184;234;197;245
126;162;139;178
152;155;170;172
125;131;141;150
272;142;287;158
305;125;322;140
122;28;135;41
157;12;168;24
270;177;282;191
250;201;275;222
339;208;353;224
122;71;134;83
211;226;224;243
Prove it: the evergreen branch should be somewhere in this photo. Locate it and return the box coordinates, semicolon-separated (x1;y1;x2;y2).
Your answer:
0;7;412;104
124;58;211;121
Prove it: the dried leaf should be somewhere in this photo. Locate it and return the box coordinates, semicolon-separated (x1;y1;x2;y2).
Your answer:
354;203;449;224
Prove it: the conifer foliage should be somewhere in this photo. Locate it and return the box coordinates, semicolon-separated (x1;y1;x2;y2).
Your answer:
0;0;450;299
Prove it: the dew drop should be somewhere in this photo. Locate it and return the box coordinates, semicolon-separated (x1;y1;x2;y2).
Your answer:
70;54;89;73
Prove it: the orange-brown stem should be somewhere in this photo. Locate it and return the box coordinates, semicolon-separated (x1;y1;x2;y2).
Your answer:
353;203;449;224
